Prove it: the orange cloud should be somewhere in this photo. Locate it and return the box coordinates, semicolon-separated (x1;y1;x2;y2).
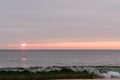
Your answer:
5;41;120;49
20;41;120;49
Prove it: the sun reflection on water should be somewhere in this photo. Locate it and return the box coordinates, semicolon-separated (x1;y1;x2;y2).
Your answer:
21;57;27;61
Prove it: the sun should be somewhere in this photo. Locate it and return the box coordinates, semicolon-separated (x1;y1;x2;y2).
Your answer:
21;43;27;47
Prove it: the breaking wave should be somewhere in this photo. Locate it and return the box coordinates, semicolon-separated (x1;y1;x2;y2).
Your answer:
1;66;120;79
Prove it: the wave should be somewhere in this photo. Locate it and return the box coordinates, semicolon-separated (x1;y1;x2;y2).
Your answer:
0;66;120;79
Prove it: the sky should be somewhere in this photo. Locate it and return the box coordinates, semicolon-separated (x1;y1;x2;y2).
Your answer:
0;0;120;49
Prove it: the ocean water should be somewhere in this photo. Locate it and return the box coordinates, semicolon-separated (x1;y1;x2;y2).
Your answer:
1;50;120;79
0;50;120;68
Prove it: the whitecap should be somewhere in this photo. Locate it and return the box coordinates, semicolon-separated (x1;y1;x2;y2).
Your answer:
102;71;120;78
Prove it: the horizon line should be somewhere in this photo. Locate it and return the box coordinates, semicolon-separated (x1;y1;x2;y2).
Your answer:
0;49;120;51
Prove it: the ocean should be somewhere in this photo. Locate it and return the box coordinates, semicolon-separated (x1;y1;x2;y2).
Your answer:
1;50;120;79
0;50;120;67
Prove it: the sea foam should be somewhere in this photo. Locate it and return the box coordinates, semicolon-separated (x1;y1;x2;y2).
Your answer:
102;71;120;78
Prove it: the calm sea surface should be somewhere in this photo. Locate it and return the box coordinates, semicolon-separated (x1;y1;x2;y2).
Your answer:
0;50;120;68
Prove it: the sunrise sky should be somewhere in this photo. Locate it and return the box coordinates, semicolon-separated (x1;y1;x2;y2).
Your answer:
0;0;120;49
